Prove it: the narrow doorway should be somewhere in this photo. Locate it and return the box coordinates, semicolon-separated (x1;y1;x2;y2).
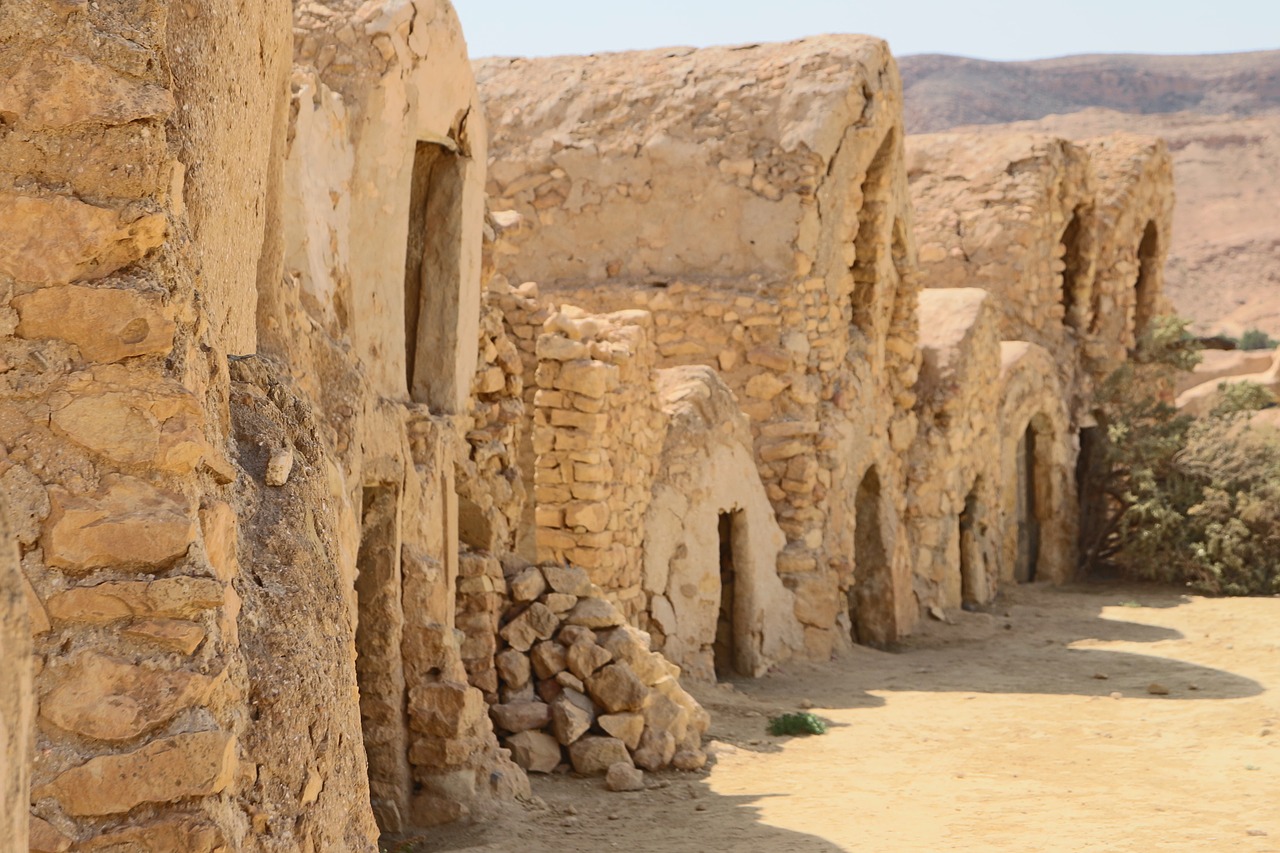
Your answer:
355;486;411;832
1133;221;1160;339
714;509;743;679
1015;426;1041;583
1076;424;1108;574
404;140;466;411
850;468;894;648
959;488;981;606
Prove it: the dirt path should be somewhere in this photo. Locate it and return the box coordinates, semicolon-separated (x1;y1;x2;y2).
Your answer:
415;584;1280;852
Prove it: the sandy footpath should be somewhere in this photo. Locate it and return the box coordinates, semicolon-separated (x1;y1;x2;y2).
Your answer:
414;584;1280;852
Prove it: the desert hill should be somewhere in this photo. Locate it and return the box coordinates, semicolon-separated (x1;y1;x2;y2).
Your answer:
899;51;1280;337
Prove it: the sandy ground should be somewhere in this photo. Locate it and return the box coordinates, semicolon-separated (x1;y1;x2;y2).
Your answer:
411;584;1280;853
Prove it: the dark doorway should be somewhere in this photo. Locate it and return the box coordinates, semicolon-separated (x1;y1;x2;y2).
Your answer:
959;487;981;606
355;486;410;832
1015;426;1041;583
1060;207;1087;328
1133;220;1160;340
851;468;894;648
404;140;465;411
714;510;743;679
1076;424;1110;575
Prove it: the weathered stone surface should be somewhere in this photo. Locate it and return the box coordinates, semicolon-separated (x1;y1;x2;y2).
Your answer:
198;501;240;582
565;597;625;629
568;736;630;776
494;648;531;689
489;702;551;734
0;53;174;131
542;565;593;596
550;689;595;745
530;641;567;679
605;762;644;792
36;731;236;816
558;625;597;646
46;577;225;624
586;662;648;714
28;817;71;853
13;285;176;363
77;816;226;853
566;641;612;681
500;602;558;651
598;712;645;751
505;730;562;773
409;681;486;738
508;567;547;602
633;728;677;772
672;749;708;771
43;477;196;573
41;653;214;742
50;375;206;473
122;619;207;655
543;592;578;613
0;193;166;283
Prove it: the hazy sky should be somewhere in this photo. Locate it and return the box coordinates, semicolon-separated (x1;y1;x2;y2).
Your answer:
454;1;1280;62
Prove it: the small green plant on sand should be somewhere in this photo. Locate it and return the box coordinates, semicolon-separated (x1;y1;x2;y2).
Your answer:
768;712;827;736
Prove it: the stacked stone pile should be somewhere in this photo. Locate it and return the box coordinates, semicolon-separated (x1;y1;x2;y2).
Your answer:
486;563;709;777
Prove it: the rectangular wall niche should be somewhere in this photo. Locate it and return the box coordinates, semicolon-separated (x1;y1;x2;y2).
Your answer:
404;140;466;412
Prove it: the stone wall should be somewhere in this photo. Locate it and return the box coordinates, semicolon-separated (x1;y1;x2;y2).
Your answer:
0;0;378;848
478;36;924;653
531;307;665;621
907;290;1003;611
0;501;32;853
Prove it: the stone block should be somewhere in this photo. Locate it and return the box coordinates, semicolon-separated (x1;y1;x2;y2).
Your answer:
46;577;224;623
633;728;677;771
586;662;648;714
500;602;559;652
566;641;612;681
13;285;176;362
77;817;226;853
598;712;645;751
508;567;547;602
44;477;196;573
494;648;531;689
505;730;562;774
554;360;614;398
566;597;625;629
550;689;596;745
122;619;208;655
530;641;567;679
41;652;214;742
409;681;486;738
198;501;240;582
543;565;593;596
568;736;631;776
28;817;71;853
0;54;174;131
36;731;236;816
564;501;610;533
605;762;645;792
489;701;551;734
0;193;167;283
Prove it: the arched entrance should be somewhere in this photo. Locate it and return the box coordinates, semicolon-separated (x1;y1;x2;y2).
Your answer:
714;508;746;679
1014;416;1055;583
959;484;984;606
1132;220;1160;339
1060;206;1087;329
850;467;894;647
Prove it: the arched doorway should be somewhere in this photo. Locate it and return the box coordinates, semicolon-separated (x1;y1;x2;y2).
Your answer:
1014;416;1055;583
851;130;896;333
1132;220;1160;339
714;508;747;679
850;467;894;647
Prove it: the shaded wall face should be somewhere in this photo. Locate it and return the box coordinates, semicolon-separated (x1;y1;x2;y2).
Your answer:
0;0;386;848
0;509;32;853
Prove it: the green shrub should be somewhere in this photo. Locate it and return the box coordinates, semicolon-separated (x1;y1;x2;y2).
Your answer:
768;712;828;736
1081;317;1280;594
1237;328;1278;351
